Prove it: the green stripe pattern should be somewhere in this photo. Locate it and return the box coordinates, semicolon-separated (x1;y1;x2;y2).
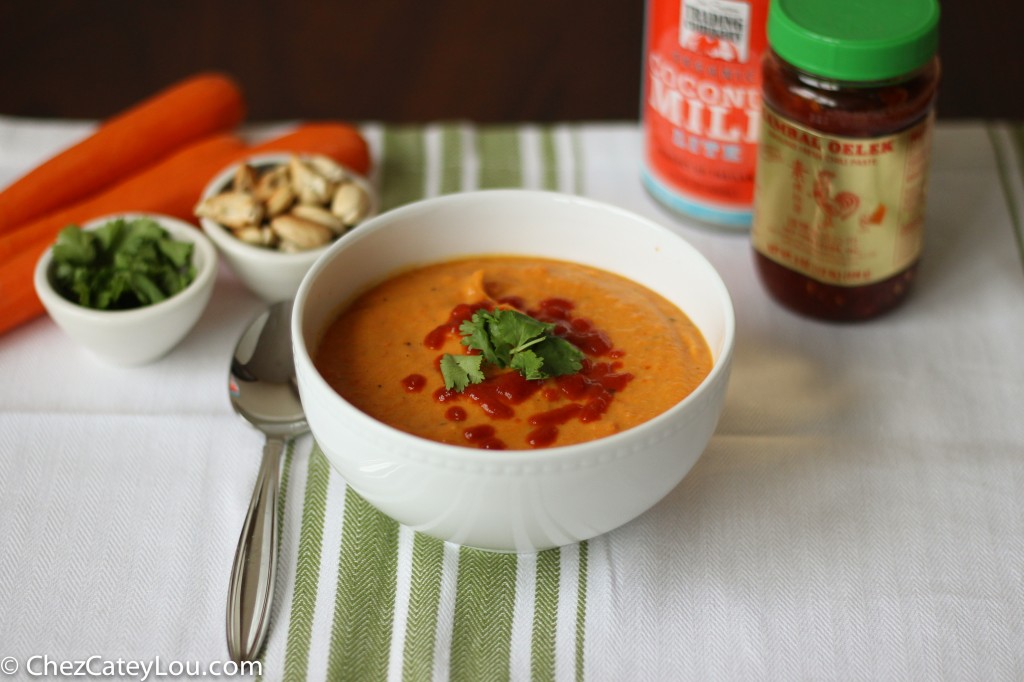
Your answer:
327;490;400;681
380;127;427;210
440;124;463;195
402;535;445;682
283;446;331;681
477;126;522;188
276;123;589;681
450;549;518;681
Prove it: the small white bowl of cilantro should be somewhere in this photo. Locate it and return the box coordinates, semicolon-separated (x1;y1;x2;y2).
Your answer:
33;213;218;366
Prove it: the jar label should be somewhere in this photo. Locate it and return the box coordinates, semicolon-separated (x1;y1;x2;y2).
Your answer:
642;0;767;212
751;106;934;286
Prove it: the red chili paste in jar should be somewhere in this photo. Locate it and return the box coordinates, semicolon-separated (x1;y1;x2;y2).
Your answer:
750;0;940;321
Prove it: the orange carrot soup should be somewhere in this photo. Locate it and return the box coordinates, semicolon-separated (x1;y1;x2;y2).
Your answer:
314;256;712;449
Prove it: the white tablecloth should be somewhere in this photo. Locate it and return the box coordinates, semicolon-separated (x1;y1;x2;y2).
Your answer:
1;118;1023;681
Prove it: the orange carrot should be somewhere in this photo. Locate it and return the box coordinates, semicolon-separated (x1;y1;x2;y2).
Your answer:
0;72;246;233
0;134;247;262
0;122;372;336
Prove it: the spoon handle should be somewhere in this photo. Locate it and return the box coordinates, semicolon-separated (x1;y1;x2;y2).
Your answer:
226;435;284;663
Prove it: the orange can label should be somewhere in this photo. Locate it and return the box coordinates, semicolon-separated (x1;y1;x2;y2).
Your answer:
642;0;767;221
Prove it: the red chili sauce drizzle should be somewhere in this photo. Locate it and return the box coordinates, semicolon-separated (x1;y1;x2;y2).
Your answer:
400;374;426;392
428;297;633;449
423;302;485;350
445;406;467;422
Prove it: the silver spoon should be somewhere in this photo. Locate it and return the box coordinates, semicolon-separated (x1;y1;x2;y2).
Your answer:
225;300;308;663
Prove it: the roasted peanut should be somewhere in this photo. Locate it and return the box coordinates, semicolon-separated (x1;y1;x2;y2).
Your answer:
234;226;278;248
264;184;296;218
233;163;258;193
332;182;370;225
308;154;347;183
291;204;346;235
253;165;290;202
289;156;334;205
194;191;264;230
270;215;333;249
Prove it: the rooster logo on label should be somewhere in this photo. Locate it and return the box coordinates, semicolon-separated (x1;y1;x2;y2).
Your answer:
812;171;860;228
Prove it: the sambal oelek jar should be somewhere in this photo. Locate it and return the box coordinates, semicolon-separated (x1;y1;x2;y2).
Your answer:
750;0;940;321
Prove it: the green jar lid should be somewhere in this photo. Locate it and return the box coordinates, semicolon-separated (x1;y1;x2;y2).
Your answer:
768;0;940;82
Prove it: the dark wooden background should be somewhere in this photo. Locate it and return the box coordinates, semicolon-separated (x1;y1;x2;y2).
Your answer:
0;1;1020;123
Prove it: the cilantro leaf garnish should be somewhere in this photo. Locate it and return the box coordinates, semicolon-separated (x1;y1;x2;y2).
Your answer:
440;307;585;392
459;311;500;365
509;349;545;380
529;336;584;377
440;353;485;392
487;309;551;354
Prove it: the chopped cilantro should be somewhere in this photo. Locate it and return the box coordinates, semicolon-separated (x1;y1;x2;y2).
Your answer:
51;218;196;310
440;307;584;392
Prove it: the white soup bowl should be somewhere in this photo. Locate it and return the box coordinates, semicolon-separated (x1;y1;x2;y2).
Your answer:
292;190;735;552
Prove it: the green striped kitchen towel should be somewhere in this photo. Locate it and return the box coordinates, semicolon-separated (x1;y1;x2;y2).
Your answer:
258;124;589;682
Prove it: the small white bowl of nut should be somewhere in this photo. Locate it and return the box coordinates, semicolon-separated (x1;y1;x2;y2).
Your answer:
195;153;377;301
